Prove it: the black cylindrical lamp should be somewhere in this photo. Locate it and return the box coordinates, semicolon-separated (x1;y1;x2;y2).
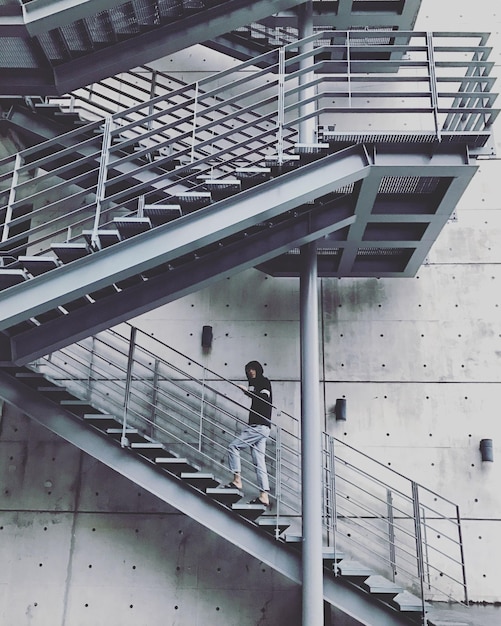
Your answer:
480;438;494;462
335;398;347;421
201;325;213;349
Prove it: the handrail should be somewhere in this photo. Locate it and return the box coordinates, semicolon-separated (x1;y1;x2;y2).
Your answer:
30;321;468;609
0;31;497;269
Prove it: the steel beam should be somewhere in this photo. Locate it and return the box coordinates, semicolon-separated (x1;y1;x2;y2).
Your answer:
300;241;325;626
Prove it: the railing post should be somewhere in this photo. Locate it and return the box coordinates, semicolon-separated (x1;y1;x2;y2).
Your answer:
277;47;285;165
2;153;22;243
386;489;396;582
347;31;352;108
92;115;114;248
411;481;427;622
199;366;206;452
328;435;338;559
148;69;157;131
274;427;282;537
121;326;137;448
426;32;441;141
298;0;316;143
150;358;160;439
190;82;199;164
456;504;469;605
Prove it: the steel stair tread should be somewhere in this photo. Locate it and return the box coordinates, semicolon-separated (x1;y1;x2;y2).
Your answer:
337;560;374;577
232;501;269;521
361;575;404;595
36;385;77;400
113;217;152;238
0;269;28;289
130;441;169;459
18;256;60;276
59;400;102;414
256;517;290;536
322;547;345;561
83;413;123;429
390;590;426;613
428;616;472;626
82;229;122;249
51;242;91;263
106;427;151;444
143;205;182;226
206;486;243;505
155;456;200;474
180;472;220;489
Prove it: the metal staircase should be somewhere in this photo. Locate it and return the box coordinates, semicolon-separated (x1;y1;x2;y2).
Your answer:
0;322;470;626
0;31;497;365
0;0;308;94
0;0;423;96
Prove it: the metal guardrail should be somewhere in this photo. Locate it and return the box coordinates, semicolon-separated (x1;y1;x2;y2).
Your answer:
0;31;497;265
31;321;468;608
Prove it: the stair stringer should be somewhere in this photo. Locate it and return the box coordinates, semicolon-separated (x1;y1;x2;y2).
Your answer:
0;366;417;626
0;144;371;364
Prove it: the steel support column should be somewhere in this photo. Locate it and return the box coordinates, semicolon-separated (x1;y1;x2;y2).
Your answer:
300;240;324;626
298;3;324;624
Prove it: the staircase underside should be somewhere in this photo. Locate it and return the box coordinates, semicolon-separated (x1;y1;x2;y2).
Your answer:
0;365;419;626
0;0;421;96
0;0;305;95
0;144;477;365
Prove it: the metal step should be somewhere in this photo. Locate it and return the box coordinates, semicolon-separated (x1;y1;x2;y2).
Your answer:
175;191;212;212
202;178;241;200
337;560;373;578
155;456;199;474
18;255;60;276
322;547;345;562
428;617;472;626
257;517;290;537
106;427;151;444
234;166;272;189
14;371;46;386
391;590;424;613
60;400;101;415
362;575;404;596
37;385;77;401
51;242;91;263
0;269;28;289
232;501;268;521
143;204;182;226
130;441;169;459
83;413;123;429
180;472;220;490
113;217;152;238
206;486;243;506
82;229;122;249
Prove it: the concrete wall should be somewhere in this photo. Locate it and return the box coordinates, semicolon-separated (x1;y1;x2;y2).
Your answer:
0;402;301;626
1;0;501;624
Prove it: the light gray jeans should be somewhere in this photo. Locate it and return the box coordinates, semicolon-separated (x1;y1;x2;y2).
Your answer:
228;424;270;492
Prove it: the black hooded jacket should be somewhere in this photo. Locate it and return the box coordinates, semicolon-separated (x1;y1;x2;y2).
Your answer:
244;360;272;426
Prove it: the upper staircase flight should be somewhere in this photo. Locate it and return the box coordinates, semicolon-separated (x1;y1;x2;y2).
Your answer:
0;0;422;94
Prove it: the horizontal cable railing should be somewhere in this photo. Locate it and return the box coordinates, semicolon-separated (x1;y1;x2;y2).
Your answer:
30;322;467;608
0;31;497;266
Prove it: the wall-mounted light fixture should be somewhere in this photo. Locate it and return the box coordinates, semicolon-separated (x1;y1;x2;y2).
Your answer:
480;438;494;462
335;398;347;421
201;325;213;349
